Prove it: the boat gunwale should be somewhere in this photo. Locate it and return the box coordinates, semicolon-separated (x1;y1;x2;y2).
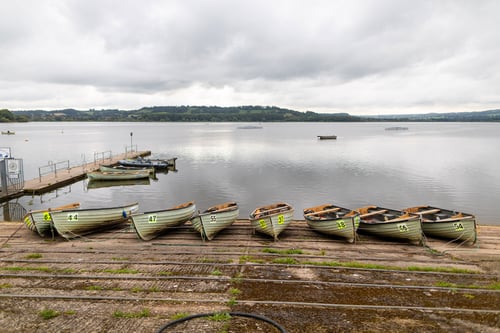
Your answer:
137;201;195;215
57;202;139;213
249;202;293;220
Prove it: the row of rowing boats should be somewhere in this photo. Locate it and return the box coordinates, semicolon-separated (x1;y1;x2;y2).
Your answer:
304;204;477;244
22;201;477;245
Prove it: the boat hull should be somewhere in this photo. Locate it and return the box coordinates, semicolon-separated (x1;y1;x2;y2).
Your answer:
131;201;196;241
190;202;239;240
118;157;177;169
356;205;423;243
22;203;81;237
250;203;294;240
50;203;139;239
422;219;477;244
304;204;360;243
87;170;150;181
357;217;423;243
404;206;477;244
99;165;155;175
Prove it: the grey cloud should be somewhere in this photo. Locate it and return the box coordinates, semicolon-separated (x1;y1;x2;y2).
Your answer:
1;0;499;113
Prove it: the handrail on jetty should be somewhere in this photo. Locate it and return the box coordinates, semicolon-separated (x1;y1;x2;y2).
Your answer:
125;145;138;155
93;151;112;164
38;161;70;182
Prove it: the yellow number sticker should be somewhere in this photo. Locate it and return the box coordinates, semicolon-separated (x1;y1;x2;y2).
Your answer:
337;220;346;229
148;215;157;223
67;213;78;222
454;223;464;231
277;214;285;224
259;219;267;228
398;223;409;232
43;212;51;221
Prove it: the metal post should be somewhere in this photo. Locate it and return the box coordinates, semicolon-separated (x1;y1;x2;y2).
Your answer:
0;159;7;194
130;132;133;152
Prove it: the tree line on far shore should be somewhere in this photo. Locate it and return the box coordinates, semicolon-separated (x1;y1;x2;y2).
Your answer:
2;106;500;122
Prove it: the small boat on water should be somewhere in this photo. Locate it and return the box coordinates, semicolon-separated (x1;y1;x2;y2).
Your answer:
22;202;81;237
385;126;408;131
317;135;337;140
86;169;151;181
237;125;263;129
249;202;294;240
118;157;177;170
190;202;239;240
100;165;155;175
131;201;196;241
303;204;360;243
1;130;15;135
404;206;477;244
355;205;423;244
49;202;139;239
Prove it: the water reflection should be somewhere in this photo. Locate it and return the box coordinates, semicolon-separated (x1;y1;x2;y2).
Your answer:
1;122;499;225
86;178;151;190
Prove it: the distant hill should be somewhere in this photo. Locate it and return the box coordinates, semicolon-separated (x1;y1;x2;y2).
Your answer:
7;106;500;122
12;106;361;122
364;109;500;121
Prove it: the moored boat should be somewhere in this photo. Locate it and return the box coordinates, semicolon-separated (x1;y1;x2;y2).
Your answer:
404;205;477;244
249;202;294;240
303;204;360;243
131;201;196;241
190;202;239;240
118;157;177;169
86;169;151;181
99;165;155;175
355;205;423;244
50;202;139;239
1;130;15;135
22;202;81;237
317;135;337;140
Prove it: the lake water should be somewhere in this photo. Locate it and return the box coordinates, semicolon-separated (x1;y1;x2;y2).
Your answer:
1;121;499;225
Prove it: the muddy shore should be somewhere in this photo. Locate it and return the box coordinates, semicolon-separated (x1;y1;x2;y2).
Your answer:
0;221;499;332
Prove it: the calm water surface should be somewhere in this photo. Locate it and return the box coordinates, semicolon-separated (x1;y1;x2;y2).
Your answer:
1;122;499;225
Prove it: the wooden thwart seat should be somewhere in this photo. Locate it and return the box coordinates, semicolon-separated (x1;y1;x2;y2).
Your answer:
359;209;387;218
304;207;341;217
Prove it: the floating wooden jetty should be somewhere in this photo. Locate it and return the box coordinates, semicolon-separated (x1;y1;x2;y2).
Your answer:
1;150;150;201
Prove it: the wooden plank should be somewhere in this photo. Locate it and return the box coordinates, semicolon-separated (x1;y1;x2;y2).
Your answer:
304;207;341;217
359;209;388;218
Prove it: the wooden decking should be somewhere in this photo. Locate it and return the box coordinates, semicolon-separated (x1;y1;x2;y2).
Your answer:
1;150;150;201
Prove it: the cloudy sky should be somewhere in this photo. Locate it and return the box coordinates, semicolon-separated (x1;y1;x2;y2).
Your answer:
1;0;499;115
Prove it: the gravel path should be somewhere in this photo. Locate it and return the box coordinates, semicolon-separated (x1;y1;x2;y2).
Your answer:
0;221;498;332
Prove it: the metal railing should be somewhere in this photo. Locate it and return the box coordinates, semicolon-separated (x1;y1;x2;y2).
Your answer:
93;151;112;165
38;160;70;182
125;145;138;156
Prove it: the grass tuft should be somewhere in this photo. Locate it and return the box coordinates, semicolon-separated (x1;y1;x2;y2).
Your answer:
39;309;59;320
113;308;150;318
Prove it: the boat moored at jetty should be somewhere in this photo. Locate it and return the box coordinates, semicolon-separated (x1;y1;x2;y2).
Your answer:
118;157;177;170
86;169;151;181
